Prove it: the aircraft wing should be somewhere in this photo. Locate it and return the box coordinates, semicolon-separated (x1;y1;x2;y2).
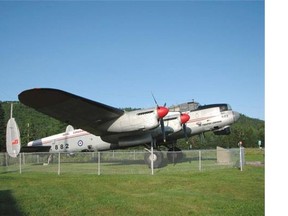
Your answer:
18;88;124;136
21;146;51;153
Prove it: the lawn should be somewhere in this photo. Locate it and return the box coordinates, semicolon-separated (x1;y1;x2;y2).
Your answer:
0;165;264;216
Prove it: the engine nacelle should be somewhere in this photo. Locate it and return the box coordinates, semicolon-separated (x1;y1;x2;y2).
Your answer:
100;107;168;133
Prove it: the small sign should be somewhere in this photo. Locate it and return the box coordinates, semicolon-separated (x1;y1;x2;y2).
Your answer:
258;140;262;148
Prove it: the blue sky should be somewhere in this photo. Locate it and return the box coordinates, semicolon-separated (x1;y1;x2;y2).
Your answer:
0;1;264;120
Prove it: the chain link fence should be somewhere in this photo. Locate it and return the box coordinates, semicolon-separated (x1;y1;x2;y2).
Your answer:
0;148;244;175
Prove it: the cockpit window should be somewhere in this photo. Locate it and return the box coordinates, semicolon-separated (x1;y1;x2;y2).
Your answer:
220;106;226;112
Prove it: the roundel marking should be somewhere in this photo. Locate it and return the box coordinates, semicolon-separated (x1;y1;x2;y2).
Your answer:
77;140;84;147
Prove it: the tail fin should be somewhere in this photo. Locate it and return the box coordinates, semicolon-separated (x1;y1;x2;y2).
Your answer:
6;104;21;158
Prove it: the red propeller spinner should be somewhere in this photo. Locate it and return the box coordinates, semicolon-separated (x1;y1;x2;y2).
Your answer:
180;113;190;124
157;106;169;119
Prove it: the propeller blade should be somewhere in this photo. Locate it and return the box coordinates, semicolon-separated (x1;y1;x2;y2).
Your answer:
180;113;190;142
151;94;168;142
158;107;168;142
152;93;158;107
183;123;188;143
160;119;166;142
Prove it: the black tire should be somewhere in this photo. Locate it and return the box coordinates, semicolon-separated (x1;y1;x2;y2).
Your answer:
144;151;164;168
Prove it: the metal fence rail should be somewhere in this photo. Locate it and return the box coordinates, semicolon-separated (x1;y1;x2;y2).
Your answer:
0;148;244;175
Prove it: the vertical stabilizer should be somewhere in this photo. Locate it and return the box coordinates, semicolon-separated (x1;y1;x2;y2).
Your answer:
6;104;21;158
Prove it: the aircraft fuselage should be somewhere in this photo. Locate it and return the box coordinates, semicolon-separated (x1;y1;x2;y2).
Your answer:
26;103;240;153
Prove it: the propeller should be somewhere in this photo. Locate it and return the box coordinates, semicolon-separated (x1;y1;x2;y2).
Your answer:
152;93;168;142
180;113;190;142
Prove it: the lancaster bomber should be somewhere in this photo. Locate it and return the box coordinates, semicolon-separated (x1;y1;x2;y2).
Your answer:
18;88;240;167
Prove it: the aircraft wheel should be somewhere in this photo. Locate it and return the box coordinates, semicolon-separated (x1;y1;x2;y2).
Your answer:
144;151;163;168
167;147;183;163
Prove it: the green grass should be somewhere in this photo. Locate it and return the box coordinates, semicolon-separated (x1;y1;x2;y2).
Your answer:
0;165;264;216
244;148;265;163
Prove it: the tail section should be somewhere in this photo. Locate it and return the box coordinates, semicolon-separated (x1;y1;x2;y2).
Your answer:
6;104;21;158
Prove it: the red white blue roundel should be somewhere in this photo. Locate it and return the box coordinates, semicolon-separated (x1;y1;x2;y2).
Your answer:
77;140;83;147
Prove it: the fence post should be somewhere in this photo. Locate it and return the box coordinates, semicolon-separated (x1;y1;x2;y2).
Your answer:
199;150;202;172
22;152;25;165
151;144;154;175
98;152;101;175
5;153;8;166
239;147;243;171
19;153;22;174
58;152;61;175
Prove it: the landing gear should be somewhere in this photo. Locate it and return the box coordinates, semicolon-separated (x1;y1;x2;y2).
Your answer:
144;151;164;168
144;138;164;169
144;147;183;167
143;139;184;168
167;147;183;163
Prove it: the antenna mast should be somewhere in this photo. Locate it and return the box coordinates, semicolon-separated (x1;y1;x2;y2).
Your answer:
10;103;13;118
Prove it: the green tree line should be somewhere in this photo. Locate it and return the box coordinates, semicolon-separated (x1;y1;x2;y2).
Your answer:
0;101;264;152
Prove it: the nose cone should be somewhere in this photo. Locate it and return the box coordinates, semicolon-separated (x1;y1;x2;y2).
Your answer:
157;106;169;119
233;111;240;122
180;113;190;124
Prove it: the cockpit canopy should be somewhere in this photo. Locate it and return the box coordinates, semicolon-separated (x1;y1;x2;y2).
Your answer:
197;104;232;112
170;102;232;112
169;101;200;112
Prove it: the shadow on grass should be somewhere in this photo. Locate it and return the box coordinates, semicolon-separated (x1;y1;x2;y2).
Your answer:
0;190;23;216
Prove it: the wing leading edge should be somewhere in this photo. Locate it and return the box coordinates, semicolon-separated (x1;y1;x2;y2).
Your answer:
18;88;124;136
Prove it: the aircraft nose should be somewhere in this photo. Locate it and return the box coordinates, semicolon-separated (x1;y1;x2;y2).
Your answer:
233;111;240;122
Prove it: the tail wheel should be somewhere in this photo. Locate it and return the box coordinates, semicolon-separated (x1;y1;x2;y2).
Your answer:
144;151;164;168
167;147;183;163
